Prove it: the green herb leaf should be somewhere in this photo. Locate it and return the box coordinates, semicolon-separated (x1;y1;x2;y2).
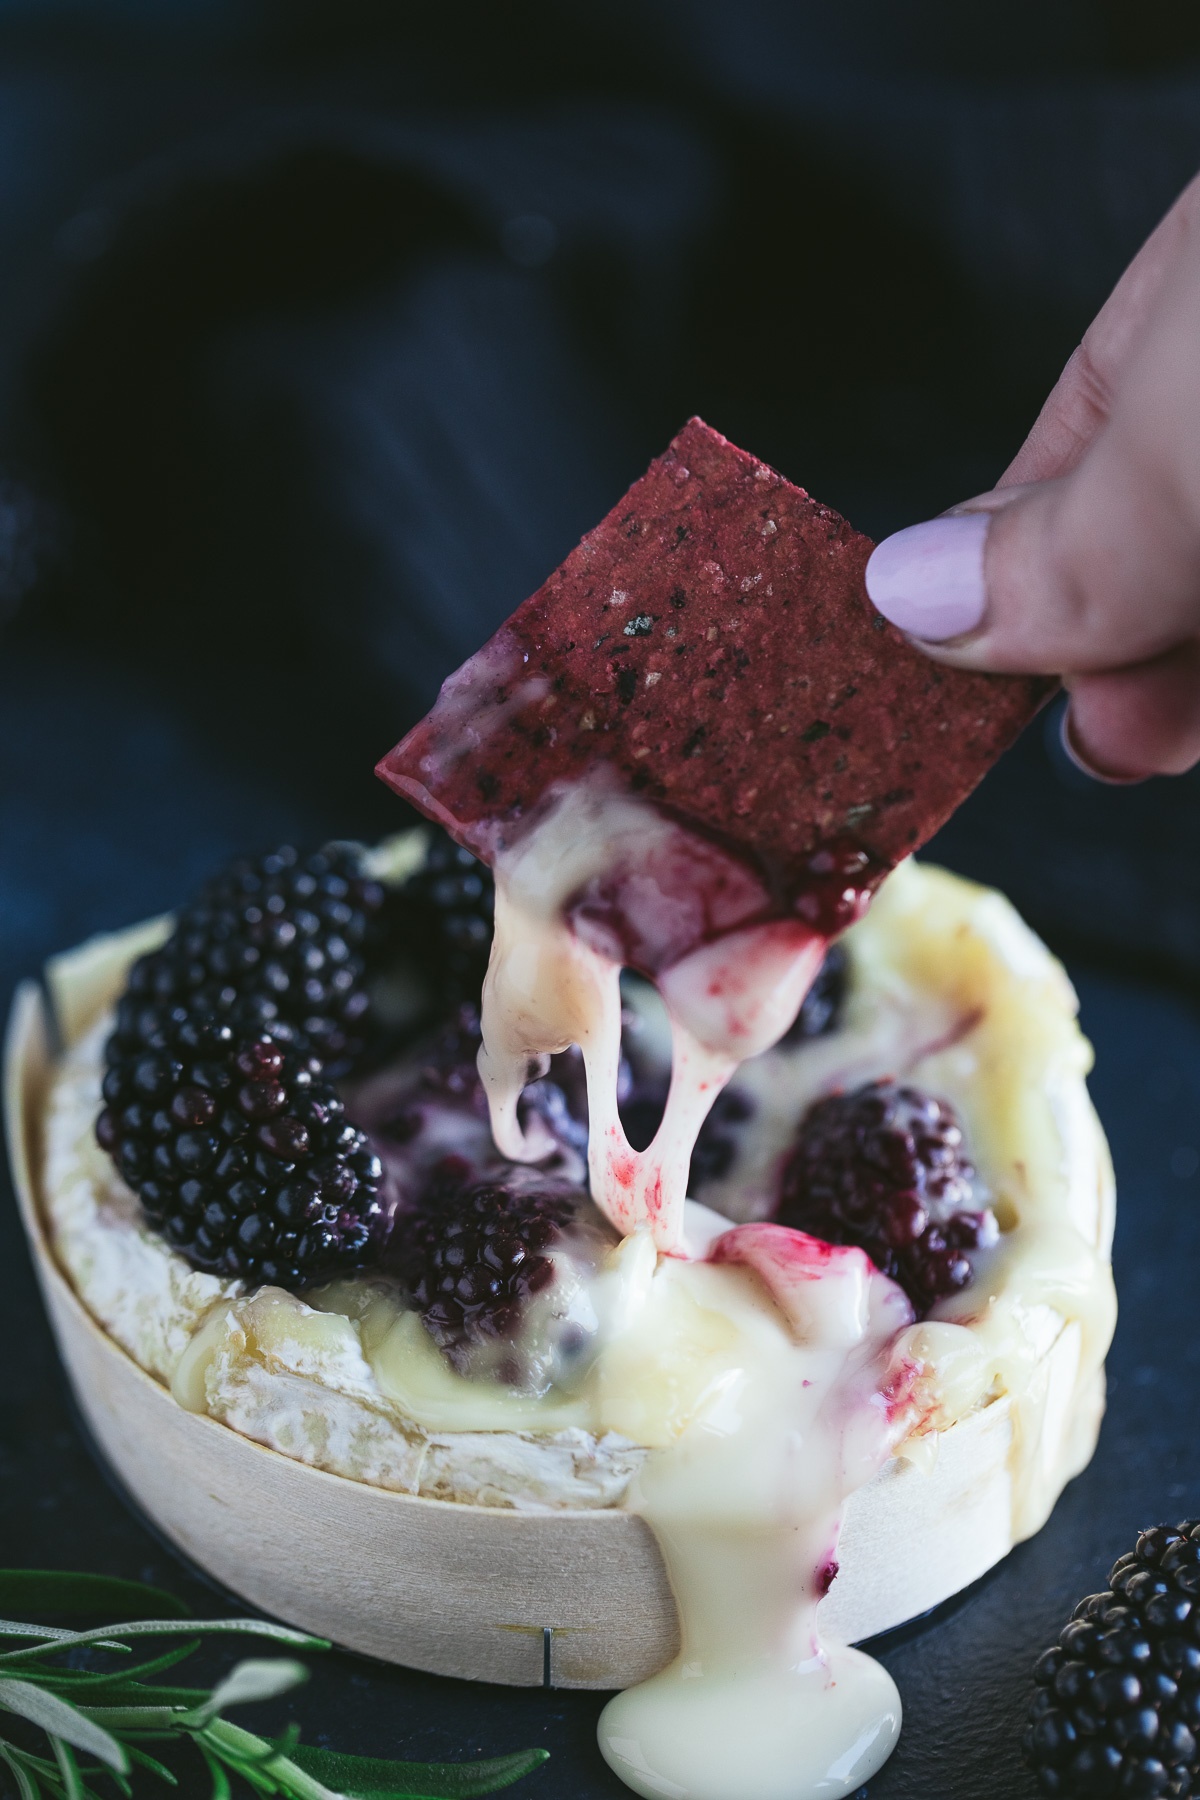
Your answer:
199;1746;233;1800
75;1706;184;1730
199;1721;342;1800
0;1575;549;1800
181;1659;310;1728
122;1742;179;1786
36;1642;201;1691
0;1620;128;1651
50;1736;87;1800
0;1739;42;1800
288;1746;550;1798
0;1575;189;1623
0;1680;129;1772
84;1684;211;1709
0;1619;328;1666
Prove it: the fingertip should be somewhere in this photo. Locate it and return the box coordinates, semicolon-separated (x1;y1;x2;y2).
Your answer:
1064;646;1200;780
865;514;990;643
1059;707;1148;786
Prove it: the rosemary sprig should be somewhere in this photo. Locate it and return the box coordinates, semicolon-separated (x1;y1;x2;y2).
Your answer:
0;1573;547;1800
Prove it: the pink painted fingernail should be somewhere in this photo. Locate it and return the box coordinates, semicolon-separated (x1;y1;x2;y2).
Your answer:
865;514;990;642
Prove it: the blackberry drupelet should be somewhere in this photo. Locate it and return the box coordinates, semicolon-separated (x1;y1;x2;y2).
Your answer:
776;1079;996;1315
689;1087;756;1189
1026;1521;1200;1797
393;831;495;1004
125;843;386;1074
95;1009;383;1290
387;1176;582;1369
616;1062;756;1194
405;1002;488;1107
781;942;849;1045
373;1005;586;1155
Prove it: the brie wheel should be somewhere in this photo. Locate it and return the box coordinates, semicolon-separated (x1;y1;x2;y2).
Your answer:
7;851;1116;1681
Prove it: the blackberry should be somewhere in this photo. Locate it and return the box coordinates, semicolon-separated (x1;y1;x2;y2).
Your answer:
521;1063;591;1161
386;1175;582;1371
614;1066;754;1193
781;942;849;1045
126;843;386;1075
400;1002;490;1111
1026;1521;1200;1797
369;1007;585;1158
394;831;494;1004
688;1087;756;1190
96;1009;383;1290
776;1079;996;1315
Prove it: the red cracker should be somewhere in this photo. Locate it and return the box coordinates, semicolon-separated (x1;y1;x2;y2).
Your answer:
378;418;1053;912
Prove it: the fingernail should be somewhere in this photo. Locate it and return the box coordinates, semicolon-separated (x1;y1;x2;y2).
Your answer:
1060;709;1147;786
865;513;989;642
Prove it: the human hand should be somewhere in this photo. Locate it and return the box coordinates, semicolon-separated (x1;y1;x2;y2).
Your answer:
864;172;1200;782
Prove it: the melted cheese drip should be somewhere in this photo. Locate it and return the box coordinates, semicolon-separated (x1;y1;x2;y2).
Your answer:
598;1234;914;1800
477;777;825;1250
474;778;910;1798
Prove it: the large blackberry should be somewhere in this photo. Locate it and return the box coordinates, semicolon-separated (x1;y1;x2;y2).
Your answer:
386;1175;584;1373
393;832;494;1004
96;1007;383;1290
1026;1522;1200;1797
126;844;386;1075
776;1079;996;1315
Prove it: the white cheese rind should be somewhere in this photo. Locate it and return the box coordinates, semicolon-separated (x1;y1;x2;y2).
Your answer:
44;1018;644;1511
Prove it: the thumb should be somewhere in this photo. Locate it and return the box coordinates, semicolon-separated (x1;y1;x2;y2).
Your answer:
864;461;1200;779
864;449;1200;678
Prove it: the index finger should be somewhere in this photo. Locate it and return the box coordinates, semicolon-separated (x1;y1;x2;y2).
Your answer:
1001;169;1200;487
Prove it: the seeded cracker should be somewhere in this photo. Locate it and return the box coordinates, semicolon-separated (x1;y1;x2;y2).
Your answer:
377;417;1054;905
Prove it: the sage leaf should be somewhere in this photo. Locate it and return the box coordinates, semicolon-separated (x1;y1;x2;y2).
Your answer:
289;1745;550;1797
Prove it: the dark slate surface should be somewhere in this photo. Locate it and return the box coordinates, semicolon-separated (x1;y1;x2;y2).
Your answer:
3;633;1200;1800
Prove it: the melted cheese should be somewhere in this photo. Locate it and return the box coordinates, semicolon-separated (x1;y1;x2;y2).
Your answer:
598;1237;912;1800
479;773;825;1248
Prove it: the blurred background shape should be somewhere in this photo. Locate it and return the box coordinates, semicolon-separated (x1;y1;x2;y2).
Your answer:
2;0;1200;993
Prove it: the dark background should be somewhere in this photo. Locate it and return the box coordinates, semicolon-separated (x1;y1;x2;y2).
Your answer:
3;4;1200;1796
